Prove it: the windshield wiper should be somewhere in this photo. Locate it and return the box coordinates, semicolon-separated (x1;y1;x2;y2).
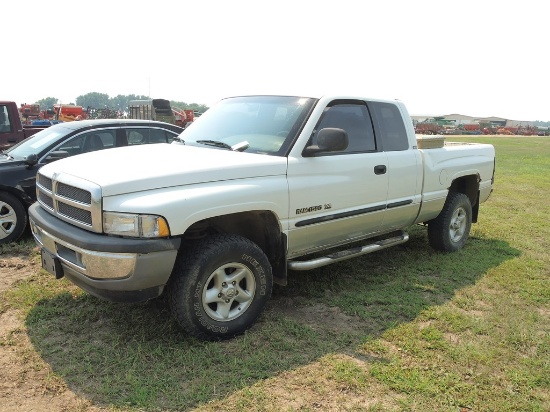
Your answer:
196;140;249;152
1;151;13;160
196;140;233;150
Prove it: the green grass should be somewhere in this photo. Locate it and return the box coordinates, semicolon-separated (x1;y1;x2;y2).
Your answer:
1;136;549;411
0;237;36;256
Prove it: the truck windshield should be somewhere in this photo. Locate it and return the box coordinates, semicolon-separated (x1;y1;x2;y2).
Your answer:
5;126;69;158
177;96;316;156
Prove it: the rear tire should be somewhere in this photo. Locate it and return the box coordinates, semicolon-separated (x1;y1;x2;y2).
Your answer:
167;234;273;340
0;192;27;245
428;192;472;252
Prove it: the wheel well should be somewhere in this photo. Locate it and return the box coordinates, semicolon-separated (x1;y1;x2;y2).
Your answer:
0;187;31;208
448;175;480;222
183;211;288;285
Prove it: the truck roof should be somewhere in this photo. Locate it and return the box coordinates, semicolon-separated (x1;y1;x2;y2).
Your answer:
220;94;402;105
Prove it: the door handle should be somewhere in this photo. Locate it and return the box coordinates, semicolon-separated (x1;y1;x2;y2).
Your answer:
374;165;387;175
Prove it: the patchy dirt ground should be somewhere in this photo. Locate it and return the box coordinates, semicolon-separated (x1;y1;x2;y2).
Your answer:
0;251;108;412
0;254;36;295
0;250;366;412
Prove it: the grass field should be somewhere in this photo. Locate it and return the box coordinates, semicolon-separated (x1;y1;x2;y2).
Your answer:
1;136;549;411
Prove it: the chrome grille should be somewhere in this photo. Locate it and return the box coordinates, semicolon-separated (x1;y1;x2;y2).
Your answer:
36;171;102;232
38;191;54;210
57;202;92;225
38;174;52;191
57;182;92;204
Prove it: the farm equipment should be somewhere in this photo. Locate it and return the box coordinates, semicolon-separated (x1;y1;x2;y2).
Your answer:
172;108;195;127
462;124;481;133
516;126;538;136
414;121;442;135
86;107;125;120
19;103;41;124
53;104;88;122
129;99;194;127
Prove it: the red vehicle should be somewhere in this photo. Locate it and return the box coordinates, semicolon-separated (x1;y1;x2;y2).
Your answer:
0;101;51;151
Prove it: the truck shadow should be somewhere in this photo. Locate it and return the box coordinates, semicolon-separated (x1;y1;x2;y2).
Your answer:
25;228;519;410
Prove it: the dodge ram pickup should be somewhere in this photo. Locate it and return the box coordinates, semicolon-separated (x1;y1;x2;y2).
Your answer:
28;94;496;340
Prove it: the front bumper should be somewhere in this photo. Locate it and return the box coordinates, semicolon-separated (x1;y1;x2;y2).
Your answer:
29;203;181;302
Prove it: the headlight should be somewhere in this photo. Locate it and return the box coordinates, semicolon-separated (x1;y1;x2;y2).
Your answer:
103;212;170;238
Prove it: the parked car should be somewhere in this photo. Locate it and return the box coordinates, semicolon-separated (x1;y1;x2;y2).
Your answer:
0;119;184;245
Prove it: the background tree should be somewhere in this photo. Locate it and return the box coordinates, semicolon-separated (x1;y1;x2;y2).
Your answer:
111;94;150;112
76;92;111;109
35;97;58;110
187;103;209;115
36;93;210;114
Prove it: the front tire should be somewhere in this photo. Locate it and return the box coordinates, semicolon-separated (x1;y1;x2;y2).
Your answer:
168;234;273;340
428;192;472;252
0;192;27;245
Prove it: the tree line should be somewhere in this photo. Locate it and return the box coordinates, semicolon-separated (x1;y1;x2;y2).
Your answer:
32;95;549;125
35;93;209;115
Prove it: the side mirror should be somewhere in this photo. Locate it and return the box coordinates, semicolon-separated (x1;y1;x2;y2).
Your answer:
24;153;38;166
303;128;348;157
44;150;70;163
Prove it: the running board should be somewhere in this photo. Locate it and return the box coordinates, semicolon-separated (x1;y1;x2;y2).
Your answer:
287;231;409;271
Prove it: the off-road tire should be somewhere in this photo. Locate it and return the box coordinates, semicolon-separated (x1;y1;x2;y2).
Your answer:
167;234;273;340
0;192;27;245
428;192;472;252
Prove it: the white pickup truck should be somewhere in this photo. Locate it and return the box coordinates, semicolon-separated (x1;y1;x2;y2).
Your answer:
28;95;495;340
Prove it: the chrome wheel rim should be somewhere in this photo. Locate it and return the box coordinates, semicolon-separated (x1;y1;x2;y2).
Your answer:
0;201;17;239
449;206;467;243
202;262;256;322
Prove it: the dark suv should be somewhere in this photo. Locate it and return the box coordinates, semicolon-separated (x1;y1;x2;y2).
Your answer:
0;119;184;245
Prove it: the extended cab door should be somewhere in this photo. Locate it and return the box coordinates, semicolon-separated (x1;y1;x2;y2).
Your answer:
367;101;423;231
286;100;389;258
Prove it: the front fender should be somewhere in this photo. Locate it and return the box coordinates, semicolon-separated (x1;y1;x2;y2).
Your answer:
102;176;289;236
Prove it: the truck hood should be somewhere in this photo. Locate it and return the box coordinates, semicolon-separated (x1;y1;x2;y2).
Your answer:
38;143;288;197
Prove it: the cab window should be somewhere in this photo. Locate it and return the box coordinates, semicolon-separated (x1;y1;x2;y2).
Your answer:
312;103;376;153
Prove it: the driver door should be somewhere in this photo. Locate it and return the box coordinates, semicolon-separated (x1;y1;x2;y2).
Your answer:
286;101;389;258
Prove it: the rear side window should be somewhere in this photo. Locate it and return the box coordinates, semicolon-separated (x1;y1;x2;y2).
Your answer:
127;128;173;145
369;102;409;151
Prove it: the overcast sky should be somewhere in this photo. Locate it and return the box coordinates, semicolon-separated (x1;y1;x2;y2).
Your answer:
4;0;548;120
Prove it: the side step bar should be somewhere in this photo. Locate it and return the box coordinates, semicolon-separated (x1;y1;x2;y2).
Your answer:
287;231;409;271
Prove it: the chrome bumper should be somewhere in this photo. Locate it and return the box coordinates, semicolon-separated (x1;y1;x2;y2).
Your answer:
28;202;181;302
31;221;136;280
